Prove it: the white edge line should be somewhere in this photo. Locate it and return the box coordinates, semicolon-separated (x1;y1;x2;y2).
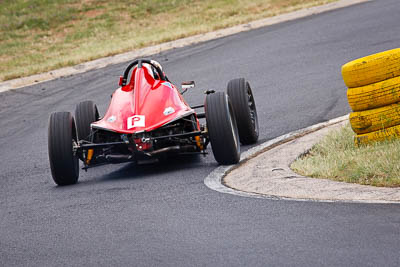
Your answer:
204;114;400;204
0;0;370;94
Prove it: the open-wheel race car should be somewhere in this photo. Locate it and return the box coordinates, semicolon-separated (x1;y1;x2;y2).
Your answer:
48;59;259;185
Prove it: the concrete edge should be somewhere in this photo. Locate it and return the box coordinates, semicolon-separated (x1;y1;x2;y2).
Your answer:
0;0;369;94
204;114;400;204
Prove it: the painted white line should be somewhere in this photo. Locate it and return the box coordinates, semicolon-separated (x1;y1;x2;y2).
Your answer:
0;0;369;94
204;114;400;204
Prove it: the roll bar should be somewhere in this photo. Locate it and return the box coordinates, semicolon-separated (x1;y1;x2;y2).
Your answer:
119;59;166;86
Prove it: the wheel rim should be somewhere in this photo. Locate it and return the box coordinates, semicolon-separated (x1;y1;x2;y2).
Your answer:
246;83;258;135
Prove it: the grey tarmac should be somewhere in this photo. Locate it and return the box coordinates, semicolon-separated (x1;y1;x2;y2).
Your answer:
1;0;400;266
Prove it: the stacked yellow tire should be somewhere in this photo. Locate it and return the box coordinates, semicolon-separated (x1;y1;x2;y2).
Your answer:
342;48;400;145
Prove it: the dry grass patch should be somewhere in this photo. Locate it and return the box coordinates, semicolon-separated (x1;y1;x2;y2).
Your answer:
291;123;400;187
0;0;336;81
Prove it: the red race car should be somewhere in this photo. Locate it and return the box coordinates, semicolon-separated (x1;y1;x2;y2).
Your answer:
48;59;259;185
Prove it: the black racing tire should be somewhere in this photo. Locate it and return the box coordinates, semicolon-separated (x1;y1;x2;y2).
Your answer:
205;92;240;165
75;101;99;141
48;112;79;186
227;78;259;145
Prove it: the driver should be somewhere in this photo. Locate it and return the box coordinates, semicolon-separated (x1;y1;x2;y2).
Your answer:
143;60;161;79
143;60;170;82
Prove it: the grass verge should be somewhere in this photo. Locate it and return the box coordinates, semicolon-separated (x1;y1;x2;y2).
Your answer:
0;0;336;82
291;123;400;187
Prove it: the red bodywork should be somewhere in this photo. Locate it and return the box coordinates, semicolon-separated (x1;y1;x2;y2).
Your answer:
92;66;195;134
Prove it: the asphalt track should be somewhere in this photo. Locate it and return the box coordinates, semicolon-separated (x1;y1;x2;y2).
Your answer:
1;0;400;266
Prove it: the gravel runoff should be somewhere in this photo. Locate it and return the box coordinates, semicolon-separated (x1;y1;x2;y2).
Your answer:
205;115;400;204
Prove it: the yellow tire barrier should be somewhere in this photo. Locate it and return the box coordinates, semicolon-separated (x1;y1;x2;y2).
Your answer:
342;48;400;88
349;103;400;134
355;124;400;146
347;76;400;111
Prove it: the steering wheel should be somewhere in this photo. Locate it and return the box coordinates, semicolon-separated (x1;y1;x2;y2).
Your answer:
120;59;166;86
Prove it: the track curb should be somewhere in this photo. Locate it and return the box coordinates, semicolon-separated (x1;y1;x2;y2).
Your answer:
204;114;400;204
0;0;368;94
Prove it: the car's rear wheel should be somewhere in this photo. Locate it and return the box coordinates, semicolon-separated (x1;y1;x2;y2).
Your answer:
48;112;79;186
227;78;259;145
205;92;240;165
75;101;99;142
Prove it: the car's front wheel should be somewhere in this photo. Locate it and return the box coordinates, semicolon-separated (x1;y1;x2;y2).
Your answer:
205;92;240;165
48;112;79;186
227;78;259;145
75;100;99;142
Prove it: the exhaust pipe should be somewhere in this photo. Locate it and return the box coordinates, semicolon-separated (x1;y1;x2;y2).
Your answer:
146;146;181;156
146;145;198;156
105;154;134;164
